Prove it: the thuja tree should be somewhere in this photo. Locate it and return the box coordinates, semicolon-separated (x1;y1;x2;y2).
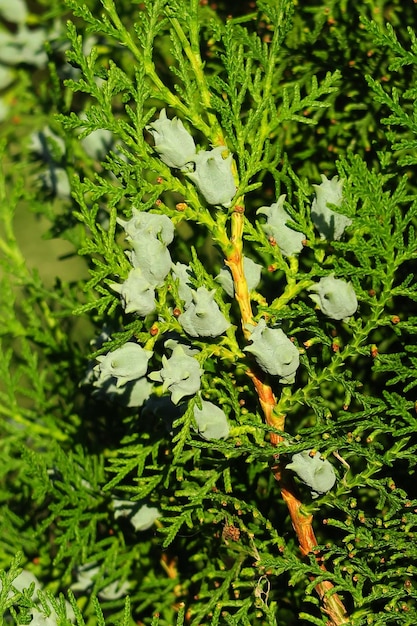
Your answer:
1;0;417;625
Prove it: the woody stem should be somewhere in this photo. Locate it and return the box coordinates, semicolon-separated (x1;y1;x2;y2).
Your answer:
227;207;349;625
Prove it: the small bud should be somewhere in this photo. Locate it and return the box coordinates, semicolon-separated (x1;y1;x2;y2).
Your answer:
146;108;196;170
93;376;153;408
0;26;47;67
81;127;113;160
128;234;172;287
186;147;236;207
149;340;202;404
41;166;71;199
30;127;65;161
117;209;174;246
113;500;161;531
193;399;230;440
94;342;153;387
308;274;358;320
286;450;336;498
110;267;156;316
171;262;194;307
179;287;230;337
244;319;300;383
0;0;27;24
257;195;305;257
6;570;41;596
311;175;351;240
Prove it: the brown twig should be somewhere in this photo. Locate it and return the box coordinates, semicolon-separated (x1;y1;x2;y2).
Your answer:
226;206;350;625
277;469;350;625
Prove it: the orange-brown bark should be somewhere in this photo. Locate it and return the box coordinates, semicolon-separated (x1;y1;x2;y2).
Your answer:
227;207;349;625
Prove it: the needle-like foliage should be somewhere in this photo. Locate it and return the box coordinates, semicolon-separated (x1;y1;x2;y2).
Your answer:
1;1;417;625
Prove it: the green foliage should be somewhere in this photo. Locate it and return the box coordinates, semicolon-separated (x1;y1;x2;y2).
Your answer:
1;1;417;625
